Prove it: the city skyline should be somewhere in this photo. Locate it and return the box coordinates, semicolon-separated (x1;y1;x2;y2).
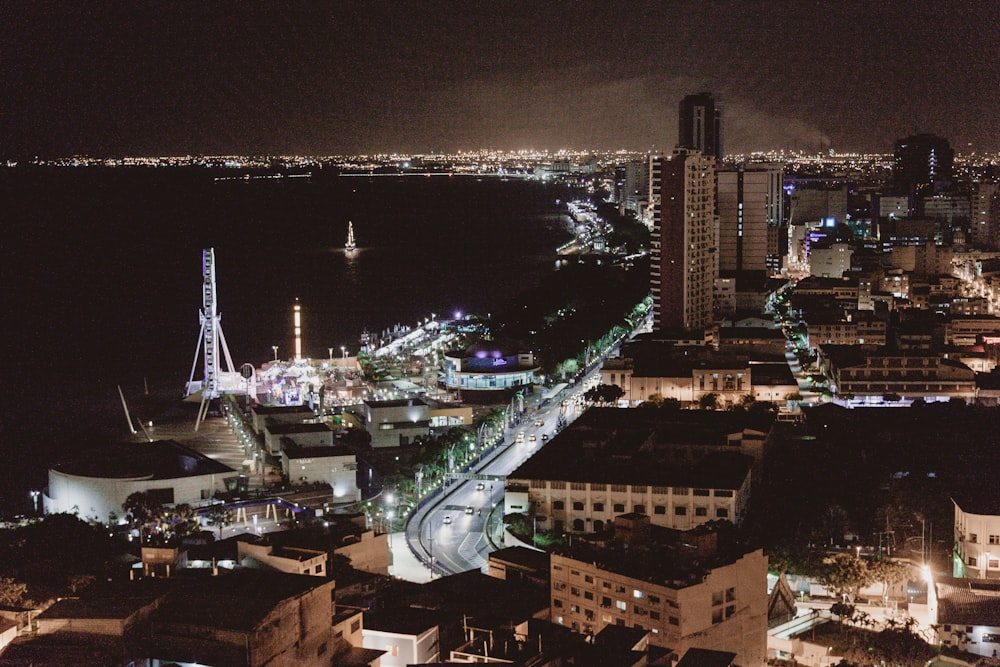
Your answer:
2;2;999;158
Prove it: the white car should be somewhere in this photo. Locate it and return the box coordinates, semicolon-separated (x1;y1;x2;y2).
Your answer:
529;433;537;442
442;515;452;525
475;482;485;491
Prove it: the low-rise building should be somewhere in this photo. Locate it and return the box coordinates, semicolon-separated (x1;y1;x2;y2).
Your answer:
249;404;316;435
819;346;976;403
263;421;334;455
44;440;235;523
548;517;768;666
363;398;431;449
506;409;756;534
280;442;359;501
237;539;328;576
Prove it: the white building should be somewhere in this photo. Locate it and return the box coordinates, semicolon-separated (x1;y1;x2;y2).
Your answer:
280;443;360;501
44;440;235;523
953;494;1000;580
364;398;430;449
808;243;854;279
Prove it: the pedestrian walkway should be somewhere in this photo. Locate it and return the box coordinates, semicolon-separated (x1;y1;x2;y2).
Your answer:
387;532;438;583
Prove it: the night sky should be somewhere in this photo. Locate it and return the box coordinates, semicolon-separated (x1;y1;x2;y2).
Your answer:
2;1;998;157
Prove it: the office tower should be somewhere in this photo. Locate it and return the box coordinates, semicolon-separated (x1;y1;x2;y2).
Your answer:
892;133;954;197
717;165;784;273
971;181;999;248
650;150;717;330
678;93;722;162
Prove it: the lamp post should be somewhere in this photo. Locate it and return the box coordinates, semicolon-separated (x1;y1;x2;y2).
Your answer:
29;490;40;514
328;347;334;363
272;345;279;361
341;345;347;360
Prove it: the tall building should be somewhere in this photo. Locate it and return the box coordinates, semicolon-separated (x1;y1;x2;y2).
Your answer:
971;181;999;248
893;133;954;197
717;165;784;273
650;150;717;331
678;93;722;162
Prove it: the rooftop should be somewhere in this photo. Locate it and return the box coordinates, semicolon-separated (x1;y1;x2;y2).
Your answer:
508;409;753;489
50;439;234;480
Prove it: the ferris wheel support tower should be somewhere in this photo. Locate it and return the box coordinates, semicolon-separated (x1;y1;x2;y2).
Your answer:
185;248;241;429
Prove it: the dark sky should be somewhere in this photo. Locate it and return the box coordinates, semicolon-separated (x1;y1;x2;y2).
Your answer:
2;1;998;157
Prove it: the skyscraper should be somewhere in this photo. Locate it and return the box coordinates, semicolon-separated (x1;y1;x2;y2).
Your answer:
678;93;722;162
892;133;954;197
717;165;785;273
650;150;717;331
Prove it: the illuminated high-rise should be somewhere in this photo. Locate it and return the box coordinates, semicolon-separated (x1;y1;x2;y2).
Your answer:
717;165;785;273
650;150;717;331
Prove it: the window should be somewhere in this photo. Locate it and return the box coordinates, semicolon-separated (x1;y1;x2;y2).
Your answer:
615;585;626;593
991;559;999;569
317;642;328;657
712;609;723;624
716;508;729;518
315;564;324;573
990;535;1000;545
969;556;978;566
650;611;660;620
714;489;733;497
351;620;361;633
573;501;585;510
970;533;978;543
633;590;644;599
593;502;605;512
726;605;736;618
654;505;666;514
613;503;625;513
553;501;565;510
601;596;612;608
675;506;687;515
554;598;564;608
571;587;580;597
634;504;646;514
585;591;594;600
616;600;627;611
571;604;580;613
649;595;660;604
695;507;708;516
712;591;724;606
669;616;679;626
584;574;594;583
726;587;736;602
673;487;689;496
694;488;710;496
984;633;1000;643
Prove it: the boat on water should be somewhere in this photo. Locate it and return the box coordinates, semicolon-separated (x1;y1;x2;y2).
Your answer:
345;221;357;252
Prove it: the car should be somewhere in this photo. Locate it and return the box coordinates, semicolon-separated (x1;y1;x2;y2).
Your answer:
535;419;544;427
475;482;485;491
529;433;537;442
541;433;549;441
465;506;474;515
516;432;525;443
442;515;452;525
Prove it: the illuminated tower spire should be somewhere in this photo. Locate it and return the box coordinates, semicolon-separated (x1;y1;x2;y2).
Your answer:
294;299;302;361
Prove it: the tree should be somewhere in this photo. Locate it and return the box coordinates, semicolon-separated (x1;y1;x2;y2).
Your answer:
0;577;30;608
868;559;910;603
123;492;163;527
206;505;234;540
584;384;624;405
699;392;721;410
819;553;872;603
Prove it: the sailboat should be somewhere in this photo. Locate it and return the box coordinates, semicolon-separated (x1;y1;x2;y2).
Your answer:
345;221;357;252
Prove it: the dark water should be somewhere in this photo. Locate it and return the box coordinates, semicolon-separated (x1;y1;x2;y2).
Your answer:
0;167;575;511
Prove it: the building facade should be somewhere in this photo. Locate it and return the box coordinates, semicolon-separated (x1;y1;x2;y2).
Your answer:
550;544;767;665
717;166;784;274
678;92;722;162
651;150;717;331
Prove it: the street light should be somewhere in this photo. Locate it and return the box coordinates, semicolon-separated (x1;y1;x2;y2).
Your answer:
328;347;334;362
29;490;40;514
272;345;279;361
341;345;347;359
